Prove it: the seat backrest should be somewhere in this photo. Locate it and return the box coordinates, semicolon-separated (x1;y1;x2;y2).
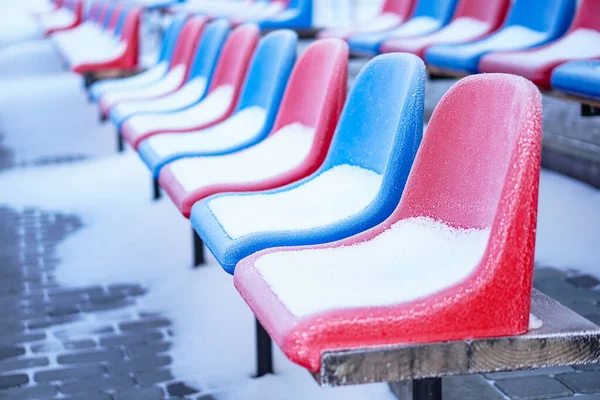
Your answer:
269;39;348;171
451;0;510;28
85;1;102;22
158;15;189;64
505;0;575;36
186;19;231;83
114;4;134;36
117;6;143;61
568;0;600;31
412;0;459;24
321;53;424;218
395;74;541;238
382;0;415;17
95;3;113;28
206;24;260;93
235;30;297;124
169;16;207;71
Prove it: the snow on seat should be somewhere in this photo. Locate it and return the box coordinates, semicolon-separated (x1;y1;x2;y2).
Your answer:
348;0;459;56
191;53;425;274
183;0;270;18
425;0;577;75
51;0;108;56
109;19;231;129
37;0;83;36
234;73;543;373
245;0;313;30
230;0;288;24
380;0;509;58
70;5;144;75
88;15;189;102
551;60;600;102
97;16;206;117
318;0;415;40
157;38;349;218
120;24;261;149
137;29;298;174
479;0;600;89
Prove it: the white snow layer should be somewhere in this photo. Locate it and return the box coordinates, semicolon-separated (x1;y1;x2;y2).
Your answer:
38;8;75;31
125;85;235;138
0;1;43;46
381;16;440;38
101;65;187;107
147;106;267;157
90;62;169;97
169;124;315;192
515;29;600;63
112;77;208;118
459;25;547;54
256;217;490;317
401;17;490;45
209;164;382;239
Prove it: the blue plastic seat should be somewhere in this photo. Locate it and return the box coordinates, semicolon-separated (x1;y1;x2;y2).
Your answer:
190;53;425;274
108;19;230;128
137;29;298;177
551;60;600;101
348;0;459;56
258;0;313;30
425;0;577;74
89;15;189;101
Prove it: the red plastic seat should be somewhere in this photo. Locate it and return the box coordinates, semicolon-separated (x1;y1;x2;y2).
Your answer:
234;74;543;372
98;17;207;116
158;39;349;217
121;24;261;149
71;6;144;74
380;0;510;58
318;0;415;40
42;0;83;37
479;0;600;89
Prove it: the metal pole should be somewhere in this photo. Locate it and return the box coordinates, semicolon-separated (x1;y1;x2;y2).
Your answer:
117;132;124;152
193;228;205;267
255;318;273;377
581;103;600;117
152;178;161;200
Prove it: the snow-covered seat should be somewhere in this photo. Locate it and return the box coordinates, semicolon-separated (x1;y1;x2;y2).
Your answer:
120;24;261;149
253;0;313;30
136;29;298;175
380;0;509;58
318;0;415;40
191;53;425;274
51;0;108;56
109;19;231;130
176;0;268;17
234;74;543;373
426;0;577;75
479;0;600;89
156;38;349;217
88;15;189;102
348;0;459;56
551;60;600;102
37;0;82;36
97;16;206;117
58;4;144;75
230;0;288;24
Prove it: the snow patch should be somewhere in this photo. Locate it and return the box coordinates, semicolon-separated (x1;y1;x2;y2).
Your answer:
209;164;382;239
256;217;490;317
90;62;169;98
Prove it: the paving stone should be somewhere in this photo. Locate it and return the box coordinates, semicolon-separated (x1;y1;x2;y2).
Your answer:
114;386;166;400
34;365;106;382
0;346;25;360
0;331;46;344
62;391;112;400
484;366;576;380
127;341;172;358
0;383;57;399
439;376;506;400
552;396;600;400
119;318;171;332
494;376;573;400
134;369;174;386
197;395;216;400
556;371;600;394
57;348;124;364
168;382;200;396
0;373;29;389
0;357;49;372
106;354;172;374
567;274;600;289
59;375;135;395
99;331;163;347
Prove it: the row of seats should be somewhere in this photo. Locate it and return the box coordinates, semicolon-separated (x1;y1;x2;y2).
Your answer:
50;1;142;74
87;16;543;373
171;0;314;30
35;0;83;36
320;0;600;99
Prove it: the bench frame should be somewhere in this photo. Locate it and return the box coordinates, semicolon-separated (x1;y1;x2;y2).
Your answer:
310;290;600;399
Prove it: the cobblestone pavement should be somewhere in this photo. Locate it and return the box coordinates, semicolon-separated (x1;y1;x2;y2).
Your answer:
0;57;598;399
